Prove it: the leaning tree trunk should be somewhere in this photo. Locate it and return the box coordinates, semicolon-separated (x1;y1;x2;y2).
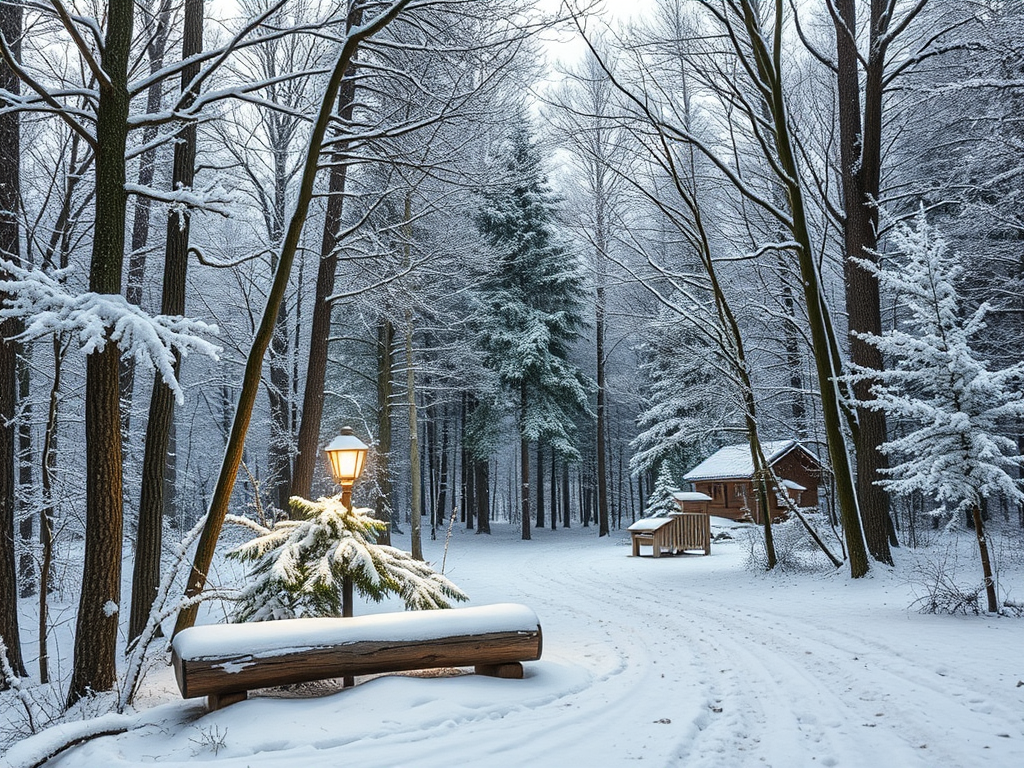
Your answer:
175;0;413;635
0;0;25;684
736;0;868;577
128;0;203;643
68;0;134;705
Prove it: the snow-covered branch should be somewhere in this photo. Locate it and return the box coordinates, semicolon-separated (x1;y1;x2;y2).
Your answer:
0;263;220;404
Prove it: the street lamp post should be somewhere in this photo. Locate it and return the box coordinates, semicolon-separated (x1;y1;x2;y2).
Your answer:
324;426;369;688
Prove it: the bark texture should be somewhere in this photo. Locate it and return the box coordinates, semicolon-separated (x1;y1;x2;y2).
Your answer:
832;0;895;564
129;0;203;642
0;0;26;682
68;0;134;704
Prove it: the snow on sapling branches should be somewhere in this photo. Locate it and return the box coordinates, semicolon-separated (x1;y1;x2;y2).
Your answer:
645;464;680;517
853;206;1024;612
0;262;220;403
227;495;468;622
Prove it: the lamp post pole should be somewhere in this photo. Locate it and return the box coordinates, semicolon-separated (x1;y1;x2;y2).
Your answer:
324;426;368;689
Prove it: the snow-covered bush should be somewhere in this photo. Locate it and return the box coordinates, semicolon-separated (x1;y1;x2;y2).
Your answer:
227;495;468;622
743;517;832;573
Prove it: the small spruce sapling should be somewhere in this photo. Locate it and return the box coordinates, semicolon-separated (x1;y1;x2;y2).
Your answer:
853;206;1024;613
645;464;680;517
227;495;468;622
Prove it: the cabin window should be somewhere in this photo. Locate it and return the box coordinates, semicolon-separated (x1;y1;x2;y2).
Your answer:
710;483;725;504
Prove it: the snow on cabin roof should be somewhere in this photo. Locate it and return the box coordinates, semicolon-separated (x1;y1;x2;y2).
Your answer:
683;440;805;482
781;479;806;491
671;491;712;502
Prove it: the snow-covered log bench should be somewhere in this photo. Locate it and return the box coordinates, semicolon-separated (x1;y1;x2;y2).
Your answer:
171;603;543;710
628;512;711;557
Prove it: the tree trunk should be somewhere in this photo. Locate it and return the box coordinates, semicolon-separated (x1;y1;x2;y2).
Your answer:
374;318;394;543
475;454;490;533
520;435;531;541
561;461;570;527
406;315;422;560
737;1;868;577
291;0;364;501
67;0;134;704
535;441;544;528
832;0;895;565
128;0;203;643
596;282;610;537
972;504;998;613
38;340;62;683
121;0;173;426
0;0;25;684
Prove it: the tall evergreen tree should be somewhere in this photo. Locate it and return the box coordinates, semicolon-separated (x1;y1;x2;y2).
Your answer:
475;126;589;540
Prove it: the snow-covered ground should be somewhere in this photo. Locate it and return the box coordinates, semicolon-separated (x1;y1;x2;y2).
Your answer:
5;520;1024;767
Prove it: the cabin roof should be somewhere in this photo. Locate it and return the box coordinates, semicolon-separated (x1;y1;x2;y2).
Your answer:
671;491;713;502
683;440;818;482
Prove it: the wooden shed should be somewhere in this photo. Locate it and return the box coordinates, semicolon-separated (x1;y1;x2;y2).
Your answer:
682;440;822;524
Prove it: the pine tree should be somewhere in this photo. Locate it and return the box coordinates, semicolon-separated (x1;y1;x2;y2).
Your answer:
475;125;590;539
856;207;1024;613
645;464;680;518
227;495;468;622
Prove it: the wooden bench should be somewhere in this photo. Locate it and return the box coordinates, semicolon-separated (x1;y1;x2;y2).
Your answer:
171;603;542;710
628;512;711;557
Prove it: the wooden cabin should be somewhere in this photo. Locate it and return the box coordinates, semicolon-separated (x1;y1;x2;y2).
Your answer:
682;440;822;524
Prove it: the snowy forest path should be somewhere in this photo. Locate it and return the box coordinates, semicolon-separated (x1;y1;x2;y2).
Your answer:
33;525;1024;768
449;527;1024;768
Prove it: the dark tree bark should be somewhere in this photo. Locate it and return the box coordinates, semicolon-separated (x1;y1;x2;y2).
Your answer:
972;504;998;613
129;0;203;643
474;454;490;533
550;450;557;530
535;441;544;528
16;351;32;596
67;0;135;705
520;434;531;541
0;0;25;681
291;0;364;501
831;0;897;564
561;461;570;527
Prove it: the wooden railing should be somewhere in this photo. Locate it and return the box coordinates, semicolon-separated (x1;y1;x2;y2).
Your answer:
628;512;711;557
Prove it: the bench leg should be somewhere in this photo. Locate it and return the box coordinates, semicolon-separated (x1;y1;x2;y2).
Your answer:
475;662;524;679
631;535;640;557
208;690;247;711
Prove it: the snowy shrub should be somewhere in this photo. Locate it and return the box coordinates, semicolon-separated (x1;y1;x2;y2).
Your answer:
227;495;468;622
743;518;831;573
909;550;985;616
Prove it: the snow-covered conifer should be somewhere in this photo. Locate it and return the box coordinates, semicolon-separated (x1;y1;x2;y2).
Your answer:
227;495;468;622
855;206;1024;612
644;464;680;518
